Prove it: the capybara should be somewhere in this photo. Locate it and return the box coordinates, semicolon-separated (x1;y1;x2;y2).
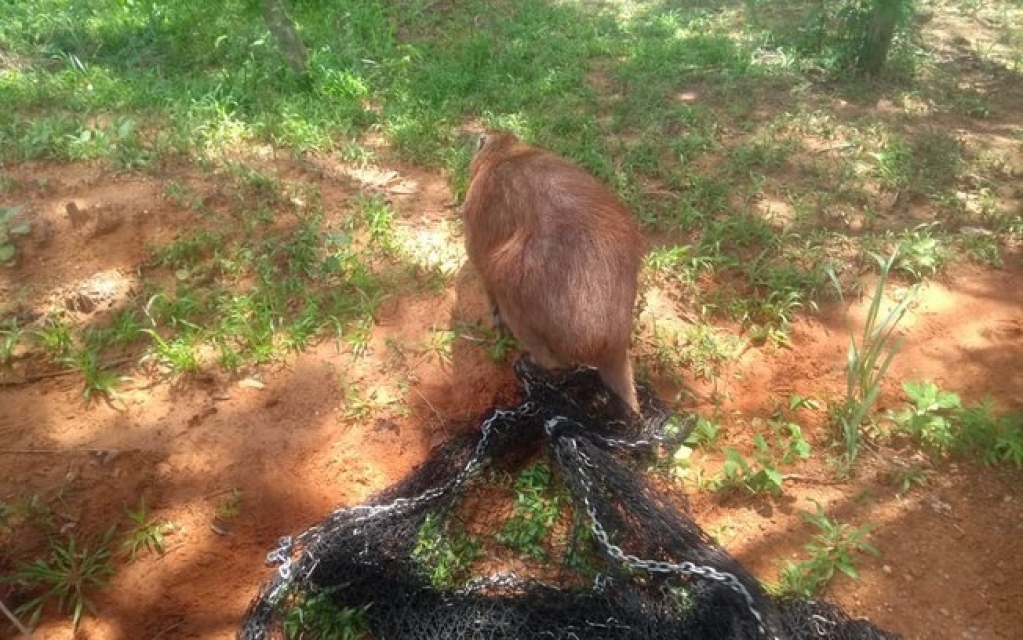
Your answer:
462;131;645;412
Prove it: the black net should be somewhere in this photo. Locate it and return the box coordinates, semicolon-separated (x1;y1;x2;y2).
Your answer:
240;359;899;640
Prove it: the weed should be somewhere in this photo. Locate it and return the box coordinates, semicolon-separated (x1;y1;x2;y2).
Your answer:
341;384;378;419
215;489;244;521
890;463;933;494
893;224;950;280
355;194;398;255
776;419;813;464
887;383;1023;467
343;318;374;358
890;381;962;454
142;328;201;375
776;502;878;597
0;204;31;263
34;315;74;357
0;318;23;363
64;348;128;403
668;414;722;481
2;527;117;629
829;251;916;467
122;500;176;561
643;321;743;383
421;327;455;366
497;461;566;559
283;588;370;640
644;245;709;293
454;321;517;364
959;400;1023;467
961;231;1002;267
88;309;145;349
709;442;785;496
412;512;482;589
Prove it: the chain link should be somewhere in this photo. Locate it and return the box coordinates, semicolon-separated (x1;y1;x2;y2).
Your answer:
260;390;783;639
553;428;782;640
265;402;539;587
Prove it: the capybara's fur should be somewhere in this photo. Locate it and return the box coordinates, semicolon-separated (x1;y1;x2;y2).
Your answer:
462;131;645;412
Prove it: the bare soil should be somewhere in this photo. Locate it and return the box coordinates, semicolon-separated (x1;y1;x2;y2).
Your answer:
1;157;1022;640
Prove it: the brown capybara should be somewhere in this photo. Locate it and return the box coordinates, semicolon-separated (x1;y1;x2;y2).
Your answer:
462;131;645;412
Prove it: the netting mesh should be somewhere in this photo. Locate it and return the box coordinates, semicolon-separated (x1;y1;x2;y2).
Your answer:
240;359;900;640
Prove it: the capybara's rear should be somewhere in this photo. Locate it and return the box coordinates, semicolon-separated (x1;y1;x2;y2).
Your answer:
462;131;645;412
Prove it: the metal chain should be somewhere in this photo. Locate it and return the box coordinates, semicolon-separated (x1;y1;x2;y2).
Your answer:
544;416;781;640
264;402;540;588
259;388;783;639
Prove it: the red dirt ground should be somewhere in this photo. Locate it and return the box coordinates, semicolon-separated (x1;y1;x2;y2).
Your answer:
1;159;1022;640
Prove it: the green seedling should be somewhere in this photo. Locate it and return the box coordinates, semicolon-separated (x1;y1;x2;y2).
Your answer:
496;461;566;559
122;500;176;561
2;527;117;629
776;502;878;597
412;513;483;590
283;588;370;640
829;250;916;467
0;205;31;263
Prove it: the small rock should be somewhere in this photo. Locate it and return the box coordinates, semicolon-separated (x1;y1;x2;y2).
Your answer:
65;291;97;313
91;209;123;237
210;519;234;537
66;201;90;228
33;218;52;247
238;378;265;390
882;564;892;575
940;608;950;617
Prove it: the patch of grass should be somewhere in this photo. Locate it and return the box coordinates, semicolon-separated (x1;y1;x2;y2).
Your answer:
644;245;713;297
891;223;951;280
889;380;962;454
776;501;878;597
496;461;566;560
215;489;244;521
64;347;129;404
642;321;745;383
33;315;74;358
667;414;721;482
141;328;201;375
421;327;455;366
2;527;117;629
454;321;517;364
121;500;176;561
960;231;1003;268
829;250;917;468
412;512;483;590
283;589;370;640
0;204;31;263
887;382;1023;467
0;317;24;364
86;309;145;350
709;443;786;496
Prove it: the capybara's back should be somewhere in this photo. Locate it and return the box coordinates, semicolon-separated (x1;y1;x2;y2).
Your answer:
462;132;645;412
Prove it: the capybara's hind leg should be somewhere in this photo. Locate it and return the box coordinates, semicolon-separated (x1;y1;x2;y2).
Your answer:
597;356;639;414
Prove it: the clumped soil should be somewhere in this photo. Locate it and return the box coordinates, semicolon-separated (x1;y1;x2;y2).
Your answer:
1;159;1021;640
